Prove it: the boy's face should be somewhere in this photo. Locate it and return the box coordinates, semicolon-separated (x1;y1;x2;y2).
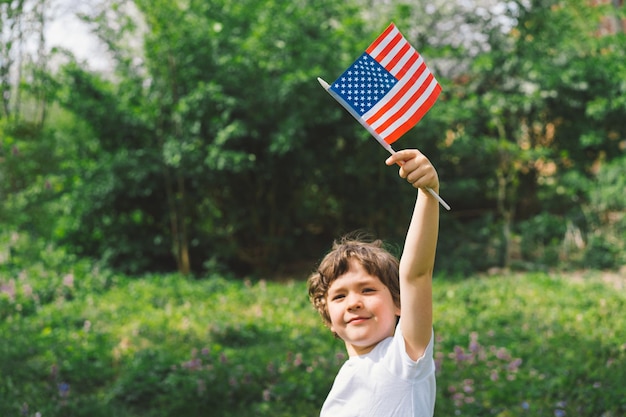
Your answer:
325;260;400;356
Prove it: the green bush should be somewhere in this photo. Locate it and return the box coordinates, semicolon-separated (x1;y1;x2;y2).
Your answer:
583;234;621;270
582;156;626;270
1;256;625;417
433;273;626;416
437;215;503;275
516;213;567;268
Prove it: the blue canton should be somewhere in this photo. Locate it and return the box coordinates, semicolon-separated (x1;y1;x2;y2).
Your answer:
330;53;397;116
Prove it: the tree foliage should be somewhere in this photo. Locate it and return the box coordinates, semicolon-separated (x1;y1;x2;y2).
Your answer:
1;0;625;276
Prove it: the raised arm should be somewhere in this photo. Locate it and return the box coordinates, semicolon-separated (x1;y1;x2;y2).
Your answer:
386;149;440;361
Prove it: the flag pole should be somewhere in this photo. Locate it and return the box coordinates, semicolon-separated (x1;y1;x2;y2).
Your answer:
317;77;451;211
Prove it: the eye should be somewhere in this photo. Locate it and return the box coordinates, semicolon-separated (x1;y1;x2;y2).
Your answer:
331;294;345;301
363;288;376;293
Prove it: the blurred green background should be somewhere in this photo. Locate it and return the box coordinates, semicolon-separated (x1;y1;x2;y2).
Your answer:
1;0;625;415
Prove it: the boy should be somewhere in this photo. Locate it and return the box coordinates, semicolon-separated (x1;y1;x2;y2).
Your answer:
307;149;439;417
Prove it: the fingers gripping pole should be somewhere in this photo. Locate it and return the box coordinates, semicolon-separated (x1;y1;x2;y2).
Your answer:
385;146;451;211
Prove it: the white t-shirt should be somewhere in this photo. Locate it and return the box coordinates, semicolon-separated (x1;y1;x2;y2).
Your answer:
320;323;436;417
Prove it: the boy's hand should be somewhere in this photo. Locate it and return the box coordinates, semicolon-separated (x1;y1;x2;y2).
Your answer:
385;149;439;192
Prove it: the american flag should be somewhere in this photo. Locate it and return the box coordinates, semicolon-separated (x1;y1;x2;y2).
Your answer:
329;23;441;145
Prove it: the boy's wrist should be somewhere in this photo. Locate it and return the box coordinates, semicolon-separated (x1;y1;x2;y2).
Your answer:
419;186;441;201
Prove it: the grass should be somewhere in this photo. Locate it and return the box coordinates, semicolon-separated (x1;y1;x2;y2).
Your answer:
1;261;625;417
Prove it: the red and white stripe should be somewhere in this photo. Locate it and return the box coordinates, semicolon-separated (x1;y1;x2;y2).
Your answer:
363;23;441;144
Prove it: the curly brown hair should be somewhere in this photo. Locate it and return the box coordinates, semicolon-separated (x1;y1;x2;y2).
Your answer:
307;234;401;328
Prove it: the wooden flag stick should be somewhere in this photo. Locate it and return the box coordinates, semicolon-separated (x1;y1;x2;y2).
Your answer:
317;77;451;211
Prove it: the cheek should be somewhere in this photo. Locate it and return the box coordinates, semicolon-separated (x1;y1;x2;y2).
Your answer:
394;302;401;316
326;303;341;332
326;300;340;320
375;295;400;317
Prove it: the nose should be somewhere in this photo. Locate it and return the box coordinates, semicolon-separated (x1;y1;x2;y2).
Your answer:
346;292;363;310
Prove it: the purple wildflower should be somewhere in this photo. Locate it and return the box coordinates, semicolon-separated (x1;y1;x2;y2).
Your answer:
451;345;469;362
462;379;474;394
469;339;480;353
495;347;511;361
468;332;480;353
62;274;74;288
293;353;303;367
0;280;16;301
182;358;202;371
58;382;70;398
197;379;206;394
452;392;465;407
508;358;523;372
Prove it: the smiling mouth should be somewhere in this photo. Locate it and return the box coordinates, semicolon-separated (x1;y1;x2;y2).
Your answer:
347;317;369;324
